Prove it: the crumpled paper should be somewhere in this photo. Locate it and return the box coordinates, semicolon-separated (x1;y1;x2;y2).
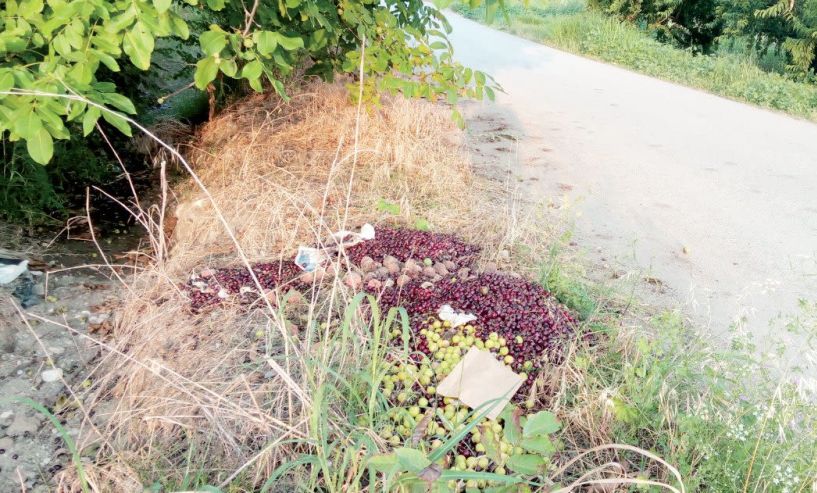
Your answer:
438;304;477;328
437;347;525;420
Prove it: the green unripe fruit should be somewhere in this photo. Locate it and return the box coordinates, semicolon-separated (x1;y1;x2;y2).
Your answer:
498;337;506;346
397;392;408;403
524;360;533;369
495;466;506;475
409;406;420;417
424;258;433;266
255;330;265;338
475;443;486;453
427;385;436;394
466;480;478;488
477;457;490;469
515;336;524;344
466;457;478;468
504;355;514;364
499;347;509;356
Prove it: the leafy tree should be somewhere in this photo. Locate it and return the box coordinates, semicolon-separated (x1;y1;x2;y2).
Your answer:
0;0;493;164
588;0;723;52
754;0;817;76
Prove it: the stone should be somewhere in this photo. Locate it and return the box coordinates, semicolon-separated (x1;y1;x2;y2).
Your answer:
41;368;63;383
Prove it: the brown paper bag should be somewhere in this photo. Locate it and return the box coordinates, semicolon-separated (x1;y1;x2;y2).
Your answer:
437;347;525;420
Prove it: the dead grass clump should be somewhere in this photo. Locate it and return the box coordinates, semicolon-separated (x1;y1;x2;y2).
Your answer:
169;82;493;272
71;81;554;490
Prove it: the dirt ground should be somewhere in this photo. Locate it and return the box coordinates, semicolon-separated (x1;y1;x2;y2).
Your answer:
0;267;116;492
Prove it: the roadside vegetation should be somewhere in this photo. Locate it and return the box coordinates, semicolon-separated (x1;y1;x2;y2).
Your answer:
4;0;817;491
28;83;814;492
452;0;817;121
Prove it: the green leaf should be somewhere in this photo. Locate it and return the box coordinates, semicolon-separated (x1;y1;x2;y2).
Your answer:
205;0;225;10
376;199;400;215
101;110;132;137
82;107;100;136
505;454;545;475
277;34;304;50
523;411;560;437
366;453;397;473
15;108;42;139
254;31;278;55
153;0;172;14
241;60;263;80
394;447;430;473
123;22;155;70
219;58;238;77
171;15;189;39
519;436;555;456
485;86;496;102
102;93;136;114
500;406;523;445
271;79;288;100
451;109;465;129
414;217;431;231
26;128;53;164
200;30;227;56
0;71;14;92
194;56;220;89
67;62;93;86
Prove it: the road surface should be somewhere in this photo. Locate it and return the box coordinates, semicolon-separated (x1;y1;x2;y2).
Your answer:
446;13;817;357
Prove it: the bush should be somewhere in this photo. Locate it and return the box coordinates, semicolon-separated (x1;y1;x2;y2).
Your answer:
0;0;493;165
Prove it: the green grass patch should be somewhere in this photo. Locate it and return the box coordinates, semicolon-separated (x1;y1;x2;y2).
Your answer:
452;0;817;121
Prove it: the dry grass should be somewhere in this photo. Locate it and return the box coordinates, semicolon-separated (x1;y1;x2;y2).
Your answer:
55;81;567;491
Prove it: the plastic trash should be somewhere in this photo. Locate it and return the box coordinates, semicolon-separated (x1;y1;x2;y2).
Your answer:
12;275;41;308
438;304;477;328
328;222;376;249
294;246;325;272
0;258;28;284
294;223;375;272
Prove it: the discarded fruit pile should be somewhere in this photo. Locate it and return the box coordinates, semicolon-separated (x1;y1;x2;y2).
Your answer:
379;316;563;484
378;273;575;377
182;226;576;488
345;227;481;264
183;227;481;311
186;262;306;311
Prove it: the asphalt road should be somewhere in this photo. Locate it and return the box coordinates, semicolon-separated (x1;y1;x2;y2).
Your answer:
447;13;817;353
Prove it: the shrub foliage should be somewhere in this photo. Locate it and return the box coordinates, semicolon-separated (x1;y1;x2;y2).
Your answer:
0;0;493;164
589;0;817;75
